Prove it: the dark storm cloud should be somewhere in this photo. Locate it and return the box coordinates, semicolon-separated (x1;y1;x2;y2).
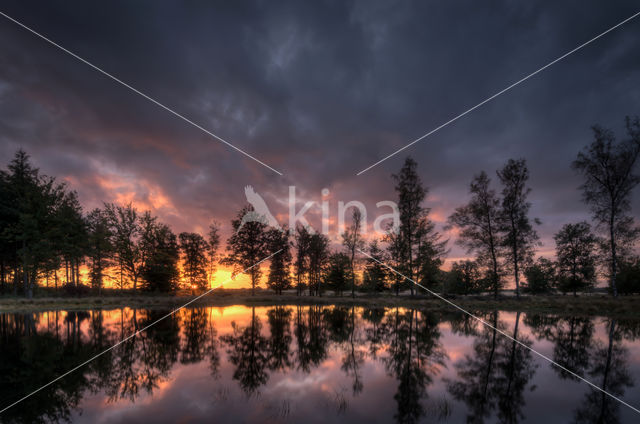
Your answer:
0;0;639;258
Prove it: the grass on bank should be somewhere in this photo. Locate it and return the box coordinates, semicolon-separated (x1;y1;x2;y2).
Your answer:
1;288;639;318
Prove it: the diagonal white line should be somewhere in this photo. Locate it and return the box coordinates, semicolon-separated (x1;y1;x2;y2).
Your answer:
0;249;282;415
356;10;640;176
356;247;640;415
0;11;283;176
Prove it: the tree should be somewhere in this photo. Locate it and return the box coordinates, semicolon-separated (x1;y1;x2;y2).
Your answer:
447;171;503;298
206;222;221;288
265;228;292;294
325;252;352;296
56;191;87;288
497;159;540;299
446;260;481;295
572;117;640;297
223;205;268;295
105;203;142;291
362;240;388;293
293;225;311;296
179;232;209;293
617;258;640;294
307;233;330;296
391;157;446;297
342;208;364;298
1;150;73;298
554;222;597;296
141;224;180;292
85;208;113;292
523;257;555;294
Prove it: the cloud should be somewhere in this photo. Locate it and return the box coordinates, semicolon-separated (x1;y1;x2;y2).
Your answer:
0;0;639;261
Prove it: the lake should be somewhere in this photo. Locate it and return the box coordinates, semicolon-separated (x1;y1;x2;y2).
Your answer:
0;305;639;423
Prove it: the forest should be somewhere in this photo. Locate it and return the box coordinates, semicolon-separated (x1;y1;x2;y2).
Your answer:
1;117;639;299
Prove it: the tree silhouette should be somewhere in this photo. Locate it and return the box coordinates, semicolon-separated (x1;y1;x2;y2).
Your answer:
223;206;268;296
342;208;365;298
447;171;503;298
265;228;292;294
554;222;598;296
391;157;446;297
497;159;540;299
179;232;210;293
572;118;640;296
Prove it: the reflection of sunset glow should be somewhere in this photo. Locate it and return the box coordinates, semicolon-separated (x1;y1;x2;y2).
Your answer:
13;305;640;423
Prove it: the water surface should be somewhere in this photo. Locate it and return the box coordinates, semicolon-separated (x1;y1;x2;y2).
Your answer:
1;305;639;423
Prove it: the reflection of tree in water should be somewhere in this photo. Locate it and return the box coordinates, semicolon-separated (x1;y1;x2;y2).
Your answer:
1;306;636;424
0;313;102;423
221;306;269;396
340;306;365;395
294;305;329;373
181;308;209;364
383;308;447;424
448;311;537;424
494;312;537;424
266;306;293;371
552;317;594;381
447;311;501;423
103;308;181;402
362;307;386;359
207;308;221;379
525;314;634;423
573;319;632;424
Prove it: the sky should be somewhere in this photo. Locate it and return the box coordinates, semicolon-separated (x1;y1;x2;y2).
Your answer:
1;0;640;277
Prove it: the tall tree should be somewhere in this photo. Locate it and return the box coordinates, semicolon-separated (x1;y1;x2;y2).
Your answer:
572;117;640;296
206;222;221;288
105;203;141;291
342;208;364;298
293;225;311;296
179;232;209;293
391;157;446;297
85;208;113;293
306;233;330;296
554;222;598;296
223;205;268;296
2;150;72;297
265;228;292;294
447;171;503;298
497;159;539;299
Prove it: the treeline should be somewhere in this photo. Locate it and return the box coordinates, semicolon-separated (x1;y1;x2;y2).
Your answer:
0;150;221;297
1;117;639;298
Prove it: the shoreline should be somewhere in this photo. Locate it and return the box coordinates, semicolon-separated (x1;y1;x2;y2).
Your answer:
1;291;639;318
